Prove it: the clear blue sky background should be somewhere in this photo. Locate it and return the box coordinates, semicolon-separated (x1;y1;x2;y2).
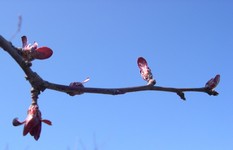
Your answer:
0;0;232;150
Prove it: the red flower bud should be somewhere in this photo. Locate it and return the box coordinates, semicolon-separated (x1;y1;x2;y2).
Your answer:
32;47;53;60
68;77;90;96
137;57;154;84
13;104;52;140
21;36;53;61
205;74;220;90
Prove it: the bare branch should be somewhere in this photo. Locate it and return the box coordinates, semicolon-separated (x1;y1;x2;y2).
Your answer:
43;80;218;100
0;35;219;100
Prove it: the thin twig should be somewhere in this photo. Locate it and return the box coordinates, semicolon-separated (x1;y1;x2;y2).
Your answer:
43;80;217;100
10;15;22;41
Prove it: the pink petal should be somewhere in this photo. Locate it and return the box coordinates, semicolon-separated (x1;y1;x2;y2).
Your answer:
137;57;148;69
30;42;38;50
23;117;40;136
42;119;52;125
33;47;53;60
31;122;41;141
213;74;220;86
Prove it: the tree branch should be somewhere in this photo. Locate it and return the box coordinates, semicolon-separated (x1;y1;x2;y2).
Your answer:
0;35;219;100
43;81;218;100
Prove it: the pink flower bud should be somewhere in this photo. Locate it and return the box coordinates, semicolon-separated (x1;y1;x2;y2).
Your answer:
21;36;53;61
13;104;52;140
33;47;53;60
205;74;220;90
137;57;153;82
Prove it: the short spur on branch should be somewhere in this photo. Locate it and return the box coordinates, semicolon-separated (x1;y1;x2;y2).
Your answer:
20;35;53;63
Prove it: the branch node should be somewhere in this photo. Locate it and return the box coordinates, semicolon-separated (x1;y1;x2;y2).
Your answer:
25;61;32;67
147;79;156;86
28;72;46;92
177;91;186;100
113;89;125;95
25;75;29;80
206;88;219;96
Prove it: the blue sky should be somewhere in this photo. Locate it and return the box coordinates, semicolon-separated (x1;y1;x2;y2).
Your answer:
0;0;232;150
